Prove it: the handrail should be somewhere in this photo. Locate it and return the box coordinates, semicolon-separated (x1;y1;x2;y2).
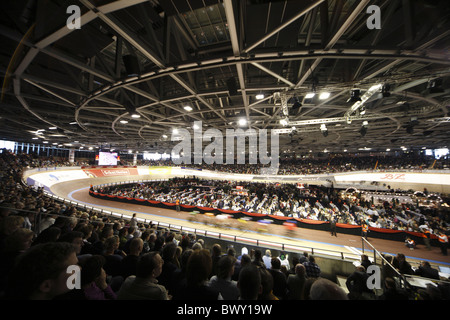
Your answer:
360;237;450;291
361;237;403;276
361;237;413;290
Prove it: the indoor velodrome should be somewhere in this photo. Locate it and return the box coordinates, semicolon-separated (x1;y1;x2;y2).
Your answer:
1;0;450;305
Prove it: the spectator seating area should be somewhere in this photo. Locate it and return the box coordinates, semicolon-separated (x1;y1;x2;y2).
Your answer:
94;177;449;239
0;149;449;300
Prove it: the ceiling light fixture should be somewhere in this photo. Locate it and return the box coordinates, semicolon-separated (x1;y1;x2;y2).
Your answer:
238;118;247;126
319;92;330;100
320;123;328;137
360;121;368;136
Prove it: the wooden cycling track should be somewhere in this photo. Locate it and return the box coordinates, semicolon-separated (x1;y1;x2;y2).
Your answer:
49;175;450;268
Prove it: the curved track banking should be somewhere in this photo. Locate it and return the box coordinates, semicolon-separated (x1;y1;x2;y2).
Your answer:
44;173;450;268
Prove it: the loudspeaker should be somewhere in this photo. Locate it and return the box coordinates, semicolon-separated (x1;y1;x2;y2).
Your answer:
123;55;140;76
227;77;238;95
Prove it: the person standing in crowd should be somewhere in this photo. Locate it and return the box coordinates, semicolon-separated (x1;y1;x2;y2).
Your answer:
303;255;321;278
286;263;307;300
130;213;138;229
423;227;432;250
438;232;448;256
330;215;337;237
361;222;369;240
237;264;262;300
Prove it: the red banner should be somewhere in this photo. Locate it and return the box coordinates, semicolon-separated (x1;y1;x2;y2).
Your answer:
82;166;139;178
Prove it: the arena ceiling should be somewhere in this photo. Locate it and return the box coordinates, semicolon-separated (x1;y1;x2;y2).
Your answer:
1;0;450;156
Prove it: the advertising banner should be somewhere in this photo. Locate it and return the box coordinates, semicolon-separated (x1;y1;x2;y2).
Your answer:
81;166;139;178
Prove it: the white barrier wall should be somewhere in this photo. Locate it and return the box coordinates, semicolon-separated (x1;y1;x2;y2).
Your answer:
333;171;450;193
24;166;450;194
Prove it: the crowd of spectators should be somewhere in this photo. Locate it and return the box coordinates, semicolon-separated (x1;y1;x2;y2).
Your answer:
96;177;449;238
137;153;449;175
20;148;449;176
0;149;449;301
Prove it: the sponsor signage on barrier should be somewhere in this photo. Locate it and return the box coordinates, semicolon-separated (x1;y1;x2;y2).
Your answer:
334;172;450;185
81;166;139;178
148;166;172;175
27;169;89;187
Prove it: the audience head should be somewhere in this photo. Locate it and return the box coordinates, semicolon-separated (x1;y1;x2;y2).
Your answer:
32;227;61;246
186;249;212;286
136;251;164;279
310;278;348;300
6;242;78;300
216;255;237;280
238;265;262;300
295;263;306;277
80;255;106;287
58;231;84;255
104;235;119;253
3;227;34;253
271;257;281;270
129;237;144;255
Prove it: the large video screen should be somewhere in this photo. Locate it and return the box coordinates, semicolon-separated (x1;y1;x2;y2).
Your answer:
98;152;119;165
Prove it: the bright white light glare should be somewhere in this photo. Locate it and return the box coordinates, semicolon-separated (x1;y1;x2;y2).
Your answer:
238;118;247;126
193;123;200;130
131;113;141;118
369;83;383;91
120;120;128;124
184;106;193;111
49;127;57;130
305;93;315;99
320;123;327;131
280;118;289;126
319;92;330;100
256;94;265;100
172;128;179;134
